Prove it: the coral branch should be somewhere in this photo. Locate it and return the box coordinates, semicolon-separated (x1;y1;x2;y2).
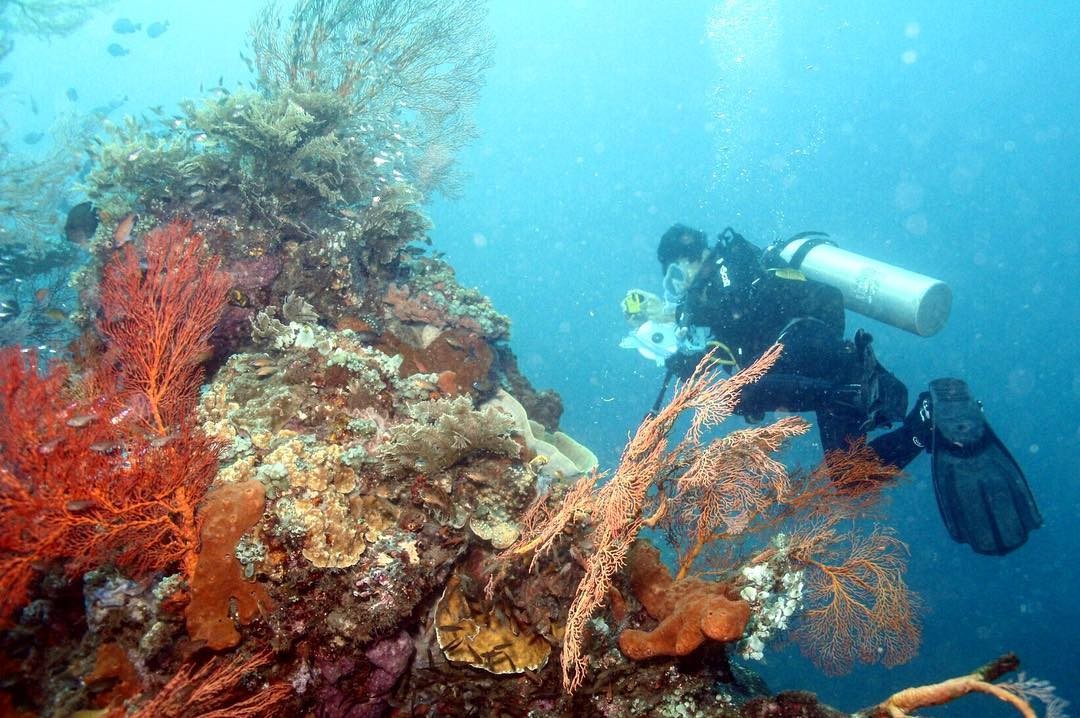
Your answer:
99;219;230;434
790;527;921;675
862;655;1046;718
131;649;291;718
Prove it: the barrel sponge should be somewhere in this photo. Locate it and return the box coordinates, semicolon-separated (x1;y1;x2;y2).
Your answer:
481;390;597;482
185;480;272;650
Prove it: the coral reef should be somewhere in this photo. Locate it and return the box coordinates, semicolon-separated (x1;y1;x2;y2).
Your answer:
0;3;1056;717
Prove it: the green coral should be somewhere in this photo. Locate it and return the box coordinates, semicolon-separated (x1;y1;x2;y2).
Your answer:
84;89;391;236
250;0;493;196
378;397;519;477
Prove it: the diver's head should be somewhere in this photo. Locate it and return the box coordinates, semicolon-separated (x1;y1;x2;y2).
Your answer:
658;224;708;308
657;224;707;273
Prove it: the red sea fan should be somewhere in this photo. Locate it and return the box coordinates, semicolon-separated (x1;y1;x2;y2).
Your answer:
0;348;217;624
98;219;230;435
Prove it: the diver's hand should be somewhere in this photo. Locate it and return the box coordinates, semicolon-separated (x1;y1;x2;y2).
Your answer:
621;289;666;325
664;351;704;377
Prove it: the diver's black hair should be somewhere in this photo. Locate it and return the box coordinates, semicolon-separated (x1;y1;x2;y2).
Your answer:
657;224;708;270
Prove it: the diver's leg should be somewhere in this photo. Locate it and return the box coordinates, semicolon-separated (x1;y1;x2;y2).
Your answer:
868;392;931;471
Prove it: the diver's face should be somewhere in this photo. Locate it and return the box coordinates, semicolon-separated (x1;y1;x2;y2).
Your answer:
662;255;704;305
671;256;704;284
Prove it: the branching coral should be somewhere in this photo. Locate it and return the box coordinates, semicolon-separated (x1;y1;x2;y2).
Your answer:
499;346;922;694
498;346;788;692
789;526;920;675
861;654;1059;718
130;648;292;718
250;0;493;195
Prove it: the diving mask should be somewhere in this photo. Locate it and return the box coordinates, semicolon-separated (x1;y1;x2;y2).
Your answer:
662;262;691;307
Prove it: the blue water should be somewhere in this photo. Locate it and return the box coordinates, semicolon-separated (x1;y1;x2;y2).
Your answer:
3;0;1076;714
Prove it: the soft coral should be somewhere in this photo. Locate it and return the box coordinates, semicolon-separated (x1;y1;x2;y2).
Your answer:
0;354;216;622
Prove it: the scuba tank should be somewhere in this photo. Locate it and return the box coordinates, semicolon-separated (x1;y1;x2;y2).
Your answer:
770;232;952;337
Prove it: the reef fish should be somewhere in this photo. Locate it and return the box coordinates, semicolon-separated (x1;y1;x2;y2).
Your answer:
66;87;78;102
22;132;44;145
107;43;130;57
146;21;170;38
64;201;99;244
113;213;137;248
65;414;97;428
112;18;141;34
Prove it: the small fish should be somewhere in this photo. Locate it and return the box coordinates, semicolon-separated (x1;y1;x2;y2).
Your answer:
127;149;141;161
22;132;44;145
29;96;38;114
89;440;122;454
249;356;273;368
34;288;49;304
149;433;178;448
0;298;19;321
66;87;78;102
193;133;208;142
64;201;99;244
112;18;141;34
0;72;11;87
113;213;137;248
38;438;63;454
254;366;277;378
65;414;97;428
65;499;99;513
146;20;170;38
107;43;130;57
43;308;68;322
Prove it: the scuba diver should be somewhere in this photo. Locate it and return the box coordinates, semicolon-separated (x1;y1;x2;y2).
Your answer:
620;223;1041;556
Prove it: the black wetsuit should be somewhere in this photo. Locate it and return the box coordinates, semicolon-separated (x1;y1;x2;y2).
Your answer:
668;229;925;471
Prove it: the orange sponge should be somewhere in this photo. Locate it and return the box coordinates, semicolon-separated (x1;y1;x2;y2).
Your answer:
185;481;271;650
618;541;750;660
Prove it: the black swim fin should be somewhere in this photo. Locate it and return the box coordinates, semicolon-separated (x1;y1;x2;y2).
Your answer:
929;378;1042;555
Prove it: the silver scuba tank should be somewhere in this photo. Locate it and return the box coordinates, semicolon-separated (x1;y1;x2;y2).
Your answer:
775;233;952;337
